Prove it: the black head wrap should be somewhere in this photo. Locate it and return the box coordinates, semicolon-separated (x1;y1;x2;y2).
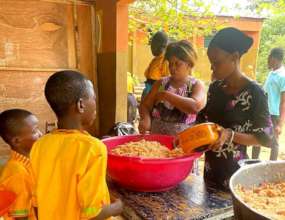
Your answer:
208;27;253;56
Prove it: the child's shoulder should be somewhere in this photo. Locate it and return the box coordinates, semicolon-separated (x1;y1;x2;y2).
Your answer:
35;130;106;152
0;158;29;181
66;132;107;156
76;133;105;148
37;130;97;141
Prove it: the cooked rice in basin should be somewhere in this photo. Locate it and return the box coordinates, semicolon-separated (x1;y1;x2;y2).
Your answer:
111;139;184;158
236;182;285;220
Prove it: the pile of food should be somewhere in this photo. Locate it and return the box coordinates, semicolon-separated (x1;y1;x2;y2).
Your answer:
236;182;285;220
111;139;184;158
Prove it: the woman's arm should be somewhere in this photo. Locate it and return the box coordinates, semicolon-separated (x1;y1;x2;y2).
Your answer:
232;132;260;146
156;80;206;114
209;128;260;151
210;85;274;151
138;80;162;133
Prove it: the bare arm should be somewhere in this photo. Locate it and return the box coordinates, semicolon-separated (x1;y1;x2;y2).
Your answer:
232;132;260;146
138;80;162;133
275;92;285;137
279;92;285;124
159;80;206;114
91;200;123;220
139;80;162;117
209;128;261;151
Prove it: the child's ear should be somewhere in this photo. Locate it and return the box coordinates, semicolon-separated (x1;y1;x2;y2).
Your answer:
232;52;240;62
77;98;85;113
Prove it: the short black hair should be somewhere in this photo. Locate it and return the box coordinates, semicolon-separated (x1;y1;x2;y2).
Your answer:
270;47;284;61
0;109;33;144
45;70;91;117
151;31;168;47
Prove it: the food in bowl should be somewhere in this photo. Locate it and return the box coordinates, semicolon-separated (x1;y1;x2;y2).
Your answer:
104;135;202;192
111;139;184;158
236;182;285;220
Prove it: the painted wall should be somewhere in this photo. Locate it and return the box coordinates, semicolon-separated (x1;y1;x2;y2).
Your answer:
129;16;264;83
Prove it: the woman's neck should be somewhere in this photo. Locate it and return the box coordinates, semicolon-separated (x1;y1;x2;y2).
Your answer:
222;68;251;95
170;75;189;87
224;69;246;89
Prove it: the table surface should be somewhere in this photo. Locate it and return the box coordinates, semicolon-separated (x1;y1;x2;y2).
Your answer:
109;175;234;220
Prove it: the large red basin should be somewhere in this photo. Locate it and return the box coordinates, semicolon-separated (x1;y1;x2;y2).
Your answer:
103;134;202;192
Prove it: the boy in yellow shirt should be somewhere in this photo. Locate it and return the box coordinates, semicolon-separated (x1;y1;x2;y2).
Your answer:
0;109;42;220
30;71;122;220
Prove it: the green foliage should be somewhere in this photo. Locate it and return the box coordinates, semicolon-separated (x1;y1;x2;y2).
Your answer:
128;0;224;43
249;0;285;15
248;0;285;83
256;13;285;84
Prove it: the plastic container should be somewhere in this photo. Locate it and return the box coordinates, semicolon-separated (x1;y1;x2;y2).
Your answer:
103;134;202;192
176;123;220;154
0;190;16;216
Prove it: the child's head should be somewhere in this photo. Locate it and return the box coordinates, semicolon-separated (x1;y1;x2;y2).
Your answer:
0;109;42;153
268;47;284;70
44;70;97;129
150;31;168;57
165;40;197;81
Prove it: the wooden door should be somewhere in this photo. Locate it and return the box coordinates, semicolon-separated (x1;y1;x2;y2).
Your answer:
0;0;98;156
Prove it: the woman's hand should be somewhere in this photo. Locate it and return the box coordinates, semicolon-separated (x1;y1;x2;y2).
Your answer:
209;127;232;151
155;91;168;103
138;116;151;134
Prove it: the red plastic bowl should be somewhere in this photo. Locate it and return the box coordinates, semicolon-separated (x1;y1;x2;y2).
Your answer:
0;190;16;216
103;134;202;192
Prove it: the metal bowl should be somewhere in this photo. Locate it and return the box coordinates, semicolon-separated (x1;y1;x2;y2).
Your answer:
230;161;285;220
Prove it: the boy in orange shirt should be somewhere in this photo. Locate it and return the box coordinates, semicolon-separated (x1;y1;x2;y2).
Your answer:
30;71;123;220
0;109;42;220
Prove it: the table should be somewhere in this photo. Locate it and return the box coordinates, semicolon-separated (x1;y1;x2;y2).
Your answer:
109;175;234;220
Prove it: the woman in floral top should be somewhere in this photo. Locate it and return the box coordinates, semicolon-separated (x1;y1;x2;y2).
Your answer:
139;40;206;135
198;27;275;190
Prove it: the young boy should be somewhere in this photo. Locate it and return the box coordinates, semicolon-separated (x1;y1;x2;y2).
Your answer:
30;71;123;220
0;109;42;220
142;31;169;99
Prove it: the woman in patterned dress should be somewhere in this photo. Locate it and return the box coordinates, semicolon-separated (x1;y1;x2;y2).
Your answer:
198;27;275;190
139;40;206;136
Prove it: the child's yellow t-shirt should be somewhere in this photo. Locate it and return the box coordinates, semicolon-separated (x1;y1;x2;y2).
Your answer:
0;151;36;220
144;54;169;81
30;130;110;220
